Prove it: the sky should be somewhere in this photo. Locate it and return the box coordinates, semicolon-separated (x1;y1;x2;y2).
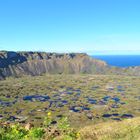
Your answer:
0;0;140;55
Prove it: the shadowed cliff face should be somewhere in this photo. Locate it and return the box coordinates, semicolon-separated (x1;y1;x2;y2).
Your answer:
0;51;107;79
0;52;27;68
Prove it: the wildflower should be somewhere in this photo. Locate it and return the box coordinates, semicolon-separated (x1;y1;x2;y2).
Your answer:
76;132;80;138
47;112;51;116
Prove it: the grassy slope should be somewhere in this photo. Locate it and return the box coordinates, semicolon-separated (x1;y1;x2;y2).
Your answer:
79;117;140;140
0;117;140;140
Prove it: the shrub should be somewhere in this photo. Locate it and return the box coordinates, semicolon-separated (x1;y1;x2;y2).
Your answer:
0;113;79;140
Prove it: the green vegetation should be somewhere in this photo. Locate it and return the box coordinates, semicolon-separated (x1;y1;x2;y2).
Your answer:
0;74;140;139
0;113;78;140
0;116;140;140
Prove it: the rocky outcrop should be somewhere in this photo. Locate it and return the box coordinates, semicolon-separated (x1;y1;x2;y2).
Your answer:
0;51;107;79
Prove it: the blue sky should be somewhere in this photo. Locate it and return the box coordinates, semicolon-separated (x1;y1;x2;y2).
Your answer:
0;0;140;54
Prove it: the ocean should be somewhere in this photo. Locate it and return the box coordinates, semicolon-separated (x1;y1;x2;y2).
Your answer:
92;55;140;67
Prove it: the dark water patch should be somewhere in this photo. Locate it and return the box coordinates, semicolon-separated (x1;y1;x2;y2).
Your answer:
102;113;134;119
121;114;134;118
88;98;97;104
0;99;17;107
0;101;12;107
23;95;50;102
102;114;112;118
70;106;90;112
102;96;121;103
112;97;120;103
83;107;90;111
112;118;121;121
103;113;120;118
112;113;119;116
61;100;68;105
102;96;111;102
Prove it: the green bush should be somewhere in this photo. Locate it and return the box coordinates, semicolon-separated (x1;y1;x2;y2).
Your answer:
0;113;79;140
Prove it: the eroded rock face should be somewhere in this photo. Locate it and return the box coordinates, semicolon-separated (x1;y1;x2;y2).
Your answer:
0;51;107;79
0;51;139;79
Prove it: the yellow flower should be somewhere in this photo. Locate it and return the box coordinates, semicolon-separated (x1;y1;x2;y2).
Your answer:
47;112;51;116
76;132;80;138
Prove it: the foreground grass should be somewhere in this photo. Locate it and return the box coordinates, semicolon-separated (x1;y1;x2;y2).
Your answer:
0;113;79;140
79;117;140;140
0;117;140;140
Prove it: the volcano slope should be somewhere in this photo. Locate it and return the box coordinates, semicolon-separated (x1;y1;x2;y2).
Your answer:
0;51;108;79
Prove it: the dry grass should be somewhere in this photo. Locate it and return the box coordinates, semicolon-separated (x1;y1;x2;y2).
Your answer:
79;117;140;140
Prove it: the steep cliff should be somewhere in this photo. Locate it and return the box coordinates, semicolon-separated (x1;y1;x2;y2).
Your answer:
0;51;107;79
